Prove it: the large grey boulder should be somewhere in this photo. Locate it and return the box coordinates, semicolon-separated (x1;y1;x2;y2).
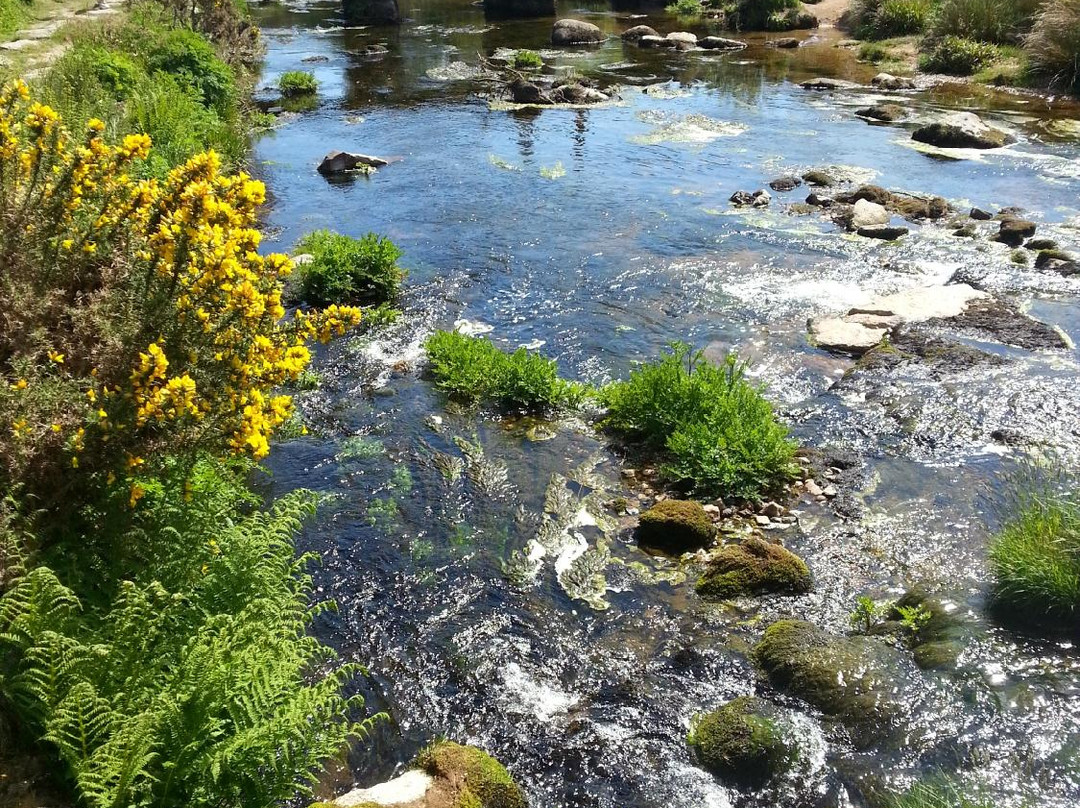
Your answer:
665;31;698;50
621;25;659;42
552;19;604;46
912;112;1015;149
850;199;889;230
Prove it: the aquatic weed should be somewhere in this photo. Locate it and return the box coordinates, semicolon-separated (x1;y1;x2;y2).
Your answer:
294;230;405;306
278;70;318;97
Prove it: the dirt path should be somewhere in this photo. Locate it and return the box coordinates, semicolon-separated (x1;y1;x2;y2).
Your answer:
809;0;852;28
0;0;123;76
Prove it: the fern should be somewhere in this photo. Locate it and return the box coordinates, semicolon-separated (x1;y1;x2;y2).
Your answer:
0;490;373;808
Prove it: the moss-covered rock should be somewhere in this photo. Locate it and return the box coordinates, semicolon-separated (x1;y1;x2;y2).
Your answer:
696;537;811;600
636;500;715;555
688;696;795;785
753;620;904;725
889;589;964;670
415;741;526;808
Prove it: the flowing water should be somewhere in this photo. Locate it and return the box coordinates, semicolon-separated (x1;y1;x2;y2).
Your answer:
251;2;1080;806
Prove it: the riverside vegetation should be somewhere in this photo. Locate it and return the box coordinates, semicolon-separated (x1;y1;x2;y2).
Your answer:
0;1;385;804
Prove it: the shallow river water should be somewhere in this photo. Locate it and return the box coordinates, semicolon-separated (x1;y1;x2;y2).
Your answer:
251;2;1080;806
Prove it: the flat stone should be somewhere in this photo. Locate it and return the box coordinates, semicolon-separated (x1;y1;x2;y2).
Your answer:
699;36;747;50
808;317;888;355
871;72;915;90
774;38;801;49
857;225;910;240
805;479;823;497
800;78;860;90
754;514;772;526
856;283;988;323
335;769;433;807
912;112;1015;149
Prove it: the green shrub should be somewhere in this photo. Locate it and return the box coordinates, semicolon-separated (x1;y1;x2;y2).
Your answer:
599;344;797;500
144;28;236;112
989;473;1080;625
930;0;1040;45
294;230;405;306
0;0;31;39
734;0;803;30
920;35;1000;74
1025;0;1080;93
279;70;319;97
512;50;543;69
0;486;380;808
667;0;705;15
83;47;143;100
424;331;588;413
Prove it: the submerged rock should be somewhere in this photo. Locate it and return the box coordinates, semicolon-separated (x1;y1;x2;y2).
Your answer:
637;35;672;49
621;24;659;42
699;36;747;50
856;102;908;123
768;175;802;192
636;500;715;555
317;150;389;175
696;537;811;600
773;37;801;49
753;620;905;725
1034;249;1080;276
552;19;603;46
342;0;400;24
800;77;860;90
730;189;771;207
931;297;1069;351
857;225;909;240
912;112;1016;149
688;696;796;785
801;169;834;187
334;741;525;808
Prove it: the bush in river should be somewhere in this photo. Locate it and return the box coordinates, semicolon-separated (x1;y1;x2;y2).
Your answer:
295;230;405;306
424;331;588;413
919;35;1000;74
1025;0;1080;94
988;469;1080;625
600;344;797;500
278;70;319;97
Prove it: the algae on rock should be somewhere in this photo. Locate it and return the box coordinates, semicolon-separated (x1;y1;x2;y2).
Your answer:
696;536;811;600
688;695;797;785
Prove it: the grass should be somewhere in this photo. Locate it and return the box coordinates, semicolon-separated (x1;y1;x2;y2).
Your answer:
293;230;405;306
599;343;797;500
278;69;317;97
919;35;1001;74
512;49;542;69
1025;0;1080;94
989;468;1080;626
0;0;32;40
929;0;1040;45
423;331;588;414
852;0;932;39
885;779;995;808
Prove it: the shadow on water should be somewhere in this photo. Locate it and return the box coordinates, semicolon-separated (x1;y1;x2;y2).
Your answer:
253;1;1080;806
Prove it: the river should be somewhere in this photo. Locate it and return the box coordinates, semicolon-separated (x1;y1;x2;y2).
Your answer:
251;3;1080;806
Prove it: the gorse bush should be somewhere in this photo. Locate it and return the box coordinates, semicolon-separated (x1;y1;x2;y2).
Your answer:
0;488;378;808
600;344;797;500
0;82;361;515
1026;0;1080;93
424;331;588;413
278;70;318;97
295;230;405;306
919;35;1000;73
989;468;1080;625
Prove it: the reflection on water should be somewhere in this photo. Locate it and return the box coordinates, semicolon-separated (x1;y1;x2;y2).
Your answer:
253;1;1080;806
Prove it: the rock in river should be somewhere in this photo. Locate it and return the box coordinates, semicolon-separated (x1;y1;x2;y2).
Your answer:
912;112;1015;149
856;102;907;123
636;500;715;555
768;175;802;192
871;72;915;90
858;225;909;240
800;77;860;90
552;19;603;46
850;198;889;229
809;317;890;355
665;31;697;50
696;537;812;600
621;24;659;42
730;189;771;207
995;216;1037;246
699;36;747;50
317;150;389;175
688;696;797;786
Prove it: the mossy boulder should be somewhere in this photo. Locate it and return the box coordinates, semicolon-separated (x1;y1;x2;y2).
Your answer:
415;741;526;808
636;500;715;555
889;589;965;670
688;696;796;785
753;620;905;726
696;537;811;600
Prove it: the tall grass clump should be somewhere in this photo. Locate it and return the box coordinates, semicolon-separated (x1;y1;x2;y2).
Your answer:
600;344;797;500
294;230;405;306
424;331;588;413
852;0;931;39
1025;0;1080;93
278;70;318;97
929;0;1040;45
886;779;994;808
989;465;1080;626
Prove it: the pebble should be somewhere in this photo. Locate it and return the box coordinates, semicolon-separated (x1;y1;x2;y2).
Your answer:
761;501;784;518
754;515;772;526
805;479;824;497
703;504;721;517
823;485;838;498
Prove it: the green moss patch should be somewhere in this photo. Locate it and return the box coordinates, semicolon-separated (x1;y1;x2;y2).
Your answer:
696;537;811;600
636;499;716;555
688;696;796;785
415;741;526;808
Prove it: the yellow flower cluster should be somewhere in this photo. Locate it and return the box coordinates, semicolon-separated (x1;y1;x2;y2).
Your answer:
0;81;363;490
